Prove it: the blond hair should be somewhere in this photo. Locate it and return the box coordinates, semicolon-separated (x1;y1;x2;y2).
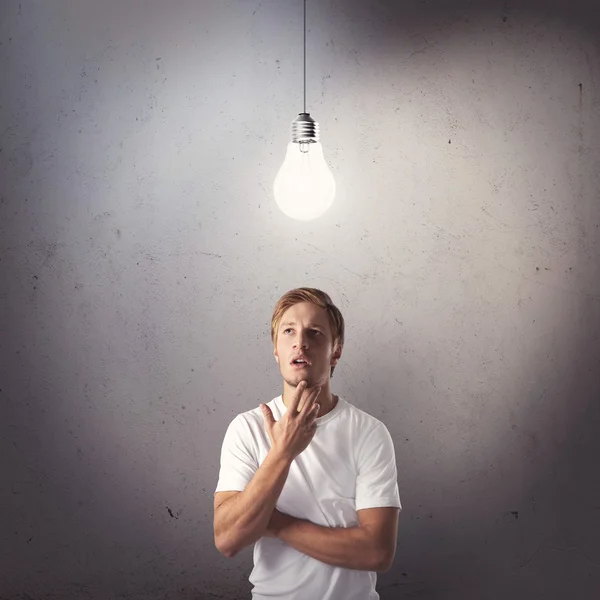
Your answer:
271;287;345;377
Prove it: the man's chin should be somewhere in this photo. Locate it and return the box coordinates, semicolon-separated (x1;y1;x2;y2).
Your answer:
283;373;321;389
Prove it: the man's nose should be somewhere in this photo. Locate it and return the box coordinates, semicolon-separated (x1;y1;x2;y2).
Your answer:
294;333;309;349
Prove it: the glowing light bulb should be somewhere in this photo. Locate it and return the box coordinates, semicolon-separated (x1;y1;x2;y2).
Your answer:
274;113;336;221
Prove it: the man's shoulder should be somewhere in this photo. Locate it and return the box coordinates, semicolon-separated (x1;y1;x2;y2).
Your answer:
227;397;277;429
220;403;269;449
229;406;262;428
342;398;387;431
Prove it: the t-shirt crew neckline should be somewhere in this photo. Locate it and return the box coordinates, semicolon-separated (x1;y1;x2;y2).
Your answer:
274;394;346;426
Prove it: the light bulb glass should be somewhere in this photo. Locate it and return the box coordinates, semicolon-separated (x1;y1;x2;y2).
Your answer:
274;141;335;221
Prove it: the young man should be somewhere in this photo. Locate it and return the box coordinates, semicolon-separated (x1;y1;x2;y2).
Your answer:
214;288;401;599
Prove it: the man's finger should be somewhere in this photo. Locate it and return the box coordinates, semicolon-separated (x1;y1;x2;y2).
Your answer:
288;381;307;413
261;404;275;428
310;402;320;421
300;387;321;417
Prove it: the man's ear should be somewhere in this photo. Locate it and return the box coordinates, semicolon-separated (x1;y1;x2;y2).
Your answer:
332;344;342;363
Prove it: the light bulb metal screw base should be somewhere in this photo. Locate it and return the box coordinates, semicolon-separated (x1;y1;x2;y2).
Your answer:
291;113;320;144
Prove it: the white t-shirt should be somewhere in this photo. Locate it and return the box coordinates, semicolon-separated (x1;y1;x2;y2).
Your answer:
215;394;402;600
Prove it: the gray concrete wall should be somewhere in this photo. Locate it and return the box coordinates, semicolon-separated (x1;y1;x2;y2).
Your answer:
1;0;599;598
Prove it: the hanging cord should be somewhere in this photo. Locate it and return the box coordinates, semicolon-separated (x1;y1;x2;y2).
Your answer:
303;0;306;113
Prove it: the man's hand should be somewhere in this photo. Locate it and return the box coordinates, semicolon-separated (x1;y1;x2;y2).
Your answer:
260;381;321;461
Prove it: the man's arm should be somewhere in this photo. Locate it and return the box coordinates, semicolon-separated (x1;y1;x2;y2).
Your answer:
266;506;399;572
214;449;293;558
214;381;321;558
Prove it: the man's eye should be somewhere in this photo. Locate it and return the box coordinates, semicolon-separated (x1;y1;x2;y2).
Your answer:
283;328;321;335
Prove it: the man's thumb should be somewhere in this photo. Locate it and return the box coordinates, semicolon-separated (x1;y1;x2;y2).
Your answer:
260;403;275;426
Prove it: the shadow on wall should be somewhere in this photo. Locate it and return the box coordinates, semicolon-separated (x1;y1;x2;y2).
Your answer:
374;311;600;598
320;0;600;43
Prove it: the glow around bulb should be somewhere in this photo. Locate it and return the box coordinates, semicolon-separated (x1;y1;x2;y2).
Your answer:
274;141;336;221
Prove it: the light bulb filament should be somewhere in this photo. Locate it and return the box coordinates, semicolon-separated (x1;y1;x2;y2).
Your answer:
299;141;311;154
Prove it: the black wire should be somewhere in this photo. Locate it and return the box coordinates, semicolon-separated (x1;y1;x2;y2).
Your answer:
303;0;306;113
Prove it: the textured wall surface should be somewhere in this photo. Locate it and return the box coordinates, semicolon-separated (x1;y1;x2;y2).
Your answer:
2;0;600;598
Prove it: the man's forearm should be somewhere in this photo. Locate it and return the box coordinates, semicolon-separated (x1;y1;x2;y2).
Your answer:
214;449;292;557
271;513;389;572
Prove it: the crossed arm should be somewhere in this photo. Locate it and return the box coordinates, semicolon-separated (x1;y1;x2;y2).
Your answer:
265;506;399;572
215;484;399;573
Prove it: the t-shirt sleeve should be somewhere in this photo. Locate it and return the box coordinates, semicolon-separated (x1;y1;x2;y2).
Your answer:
355;422;402;512
214;415;259;494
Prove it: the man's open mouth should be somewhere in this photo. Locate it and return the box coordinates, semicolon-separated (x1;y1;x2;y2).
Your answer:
291;358;311;367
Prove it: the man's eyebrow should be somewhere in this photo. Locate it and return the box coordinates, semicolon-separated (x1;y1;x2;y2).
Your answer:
279;321;325;329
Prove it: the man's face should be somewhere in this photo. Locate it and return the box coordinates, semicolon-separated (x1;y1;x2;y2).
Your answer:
274;302;341;389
